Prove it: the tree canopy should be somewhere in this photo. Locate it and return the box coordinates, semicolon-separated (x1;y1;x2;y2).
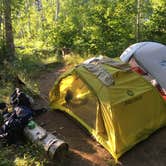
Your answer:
0;0;165;59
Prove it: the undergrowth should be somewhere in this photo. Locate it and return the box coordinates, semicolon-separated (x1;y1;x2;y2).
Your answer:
0;45;92;165
0;142;52;166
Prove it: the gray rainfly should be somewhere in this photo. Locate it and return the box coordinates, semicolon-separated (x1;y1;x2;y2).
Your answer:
120;42;166;91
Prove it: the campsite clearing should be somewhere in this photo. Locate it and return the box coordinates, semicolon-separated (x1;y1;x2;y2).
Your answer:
35;64;166;166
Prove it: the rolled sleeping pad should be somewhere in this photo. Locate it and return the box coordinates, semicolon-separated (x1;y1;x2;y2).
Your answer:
24;120;68;160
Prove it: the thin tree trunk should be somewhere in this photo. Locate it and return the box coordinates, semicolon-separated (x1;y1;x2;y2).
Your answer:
55;0;60;21
3;0;15;60
136;0;141;42
0;16;2;35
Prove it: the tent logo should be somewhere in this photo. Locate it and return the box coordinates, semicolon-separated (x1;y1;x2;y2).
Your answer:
126;89;134;96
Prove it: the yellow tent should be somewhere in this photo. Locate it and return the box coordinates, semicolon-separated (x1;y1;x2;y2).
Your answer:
49;57;166;160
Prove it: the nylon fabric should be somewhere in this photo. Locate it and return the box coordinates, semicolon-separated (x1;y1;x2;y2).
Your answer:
49;57;166;160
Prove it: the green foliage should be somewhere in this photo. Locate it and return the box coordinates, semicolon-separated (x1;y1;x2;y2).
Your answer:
0;0;165;94
1;0;165;59
142;3;166;44
0;146;13;166
0;143;51;166
49;0;165;57
0;81;13;103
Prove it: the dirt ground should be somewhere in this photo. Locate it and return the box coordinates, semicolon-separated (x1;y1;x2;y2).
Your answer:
34;64;166;166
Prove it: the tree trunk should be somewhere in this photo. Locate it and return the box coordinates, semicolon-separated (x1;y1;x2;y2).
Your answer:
136;0;141;42
0;16;2;35
55;0;60;21
3;0;15;60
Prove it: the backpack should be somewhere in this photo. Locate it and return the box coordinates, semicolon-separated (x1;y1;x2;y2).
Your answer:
10;88;32;107
0;106;33;144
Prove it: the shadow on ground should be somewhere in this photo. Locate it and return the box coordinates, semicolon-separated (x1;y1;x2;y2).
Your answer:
35;111;112;166
35;64;166;166
120;127;166;166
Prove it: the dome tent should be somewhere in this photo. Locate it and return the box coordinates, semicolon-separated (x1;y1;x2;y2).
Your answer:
120;42;166;91
49;56;166;160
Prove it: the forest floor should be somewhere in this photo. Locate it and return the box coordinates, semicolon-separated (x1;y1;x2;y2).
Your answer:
34;63;166;166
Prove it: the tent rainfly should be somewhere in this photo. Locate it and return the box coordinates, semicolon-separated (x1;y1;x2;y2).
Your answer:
120;42;166;91
49;56;166;160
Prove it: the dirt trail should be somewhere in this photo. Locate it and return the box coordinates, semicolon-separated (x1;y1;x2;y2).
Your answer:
35;65;112;166
35;64;166;166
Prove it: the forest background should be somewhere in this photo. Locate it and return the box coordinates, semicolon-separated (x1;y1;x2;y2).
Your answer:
0;0;166;165
0;0;166;79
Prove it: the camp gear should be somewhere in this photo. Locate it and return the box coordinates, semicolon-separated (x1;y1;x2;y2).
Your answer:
120;42;166;91
0;106;32;144
10;88;33;107
27;120;36;129
0;89;48;145
14;106;32;125
24;121;68;160
49;56;166;160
